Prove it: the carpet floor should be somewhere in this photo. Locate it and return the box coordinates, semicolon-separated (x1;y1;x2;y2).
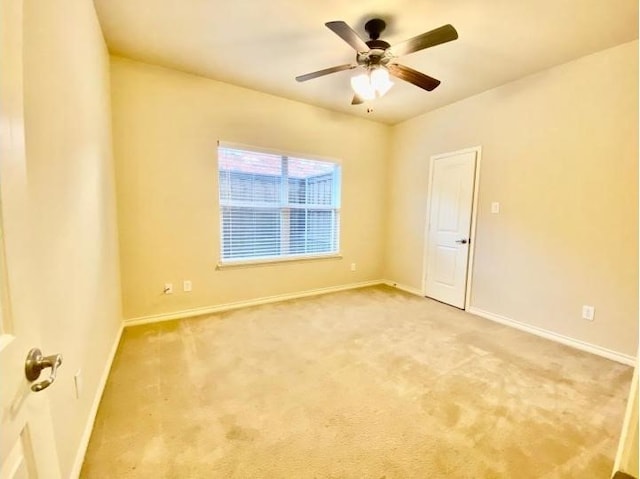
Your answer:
81;285;633;478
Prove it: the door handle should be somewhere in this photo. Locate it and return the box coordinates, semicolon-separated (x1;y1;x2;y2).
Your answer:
24;348;63;392
455;238;469;244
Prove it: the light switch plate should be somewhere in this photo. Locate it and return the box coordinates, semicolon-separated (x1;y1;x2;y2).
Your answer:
491;202;500;214
582;305;595;321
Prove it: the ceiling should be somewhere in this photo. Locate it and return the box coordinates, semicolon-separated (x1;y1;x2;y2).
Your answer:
94;0;638;125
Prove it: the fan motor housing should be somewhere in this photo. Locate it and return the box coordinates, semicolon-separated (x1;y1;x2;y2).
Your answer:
356;46;393;67
366;39;390;51
357;19;393;67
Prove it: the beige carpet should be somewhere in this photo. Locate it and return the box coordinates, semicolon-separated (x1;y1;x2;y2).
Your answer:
81;286;633;478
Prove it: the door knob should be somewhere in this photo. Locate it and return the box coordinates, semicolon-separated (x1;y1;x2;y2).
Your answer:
24;348;63;392
455;238;469;244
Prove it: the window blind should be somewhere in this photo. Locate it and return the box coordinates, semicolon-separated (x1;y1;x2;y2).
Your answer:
218;145;341;263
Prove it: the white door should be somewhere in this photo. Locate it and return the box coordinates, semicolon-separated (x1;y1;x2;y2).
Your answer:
0;0;62;476
424;150;478;308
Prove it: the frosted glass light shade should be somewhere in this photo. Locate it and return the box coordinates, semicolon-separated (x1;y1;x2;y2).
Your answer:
350;68;394;101
370;68;394;96
350;73;375;100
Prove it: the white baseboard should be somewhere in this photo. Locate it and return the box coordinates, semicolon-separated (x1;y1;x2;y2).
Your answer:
382;279;424;297
467;307;636;366
124;280;385;327
69;323;123;479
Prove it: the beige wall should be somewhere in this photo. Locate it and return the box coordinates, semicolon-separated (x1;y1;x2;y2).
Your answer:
386;41;638;356
22;0;122;476
110;57;390;320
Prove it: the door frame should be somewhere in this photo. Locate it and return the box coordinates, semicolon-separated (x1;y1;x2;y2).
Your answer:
613;358;638;476
421;146;482;309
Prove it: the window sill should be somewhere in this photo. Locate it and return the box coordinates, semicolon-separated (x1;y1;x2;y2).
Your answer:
216;253;343;270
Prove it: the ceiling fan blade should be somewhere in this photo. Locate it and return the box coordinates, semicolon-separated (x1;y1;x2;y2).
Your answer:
351;94;364;105
296;64;356;82
325;21;370;52
387;64;441;91
390;24;458;57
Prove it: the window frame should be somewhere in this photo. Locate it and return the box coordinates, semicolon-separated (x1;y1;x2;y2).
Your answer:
216;141;342;268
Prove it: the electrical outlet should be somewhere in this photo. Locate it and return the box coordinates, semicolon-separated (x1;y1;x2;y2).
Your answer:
183;280;192;292
164;283;173;294
74;370;82;399
491;202;500;214
350;263;356;272
582;305;595;321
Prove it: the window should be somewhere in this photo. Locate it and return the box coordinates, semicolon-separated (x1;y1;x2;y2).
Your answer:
217;144;341;265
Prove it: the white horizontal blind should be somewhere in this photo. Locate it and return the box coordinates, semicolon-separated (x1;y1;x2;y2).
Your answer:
218;145;340;263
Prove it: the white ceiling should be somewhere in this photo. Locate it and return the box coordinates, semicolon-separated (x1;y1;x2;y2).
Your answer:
94;0;638;124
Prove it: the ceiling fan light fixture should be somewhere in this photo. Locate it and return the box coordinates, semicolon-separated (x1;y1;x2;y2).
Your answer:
298;20;457;105
370;67;394;96
351;68;393;101
350;72;375;100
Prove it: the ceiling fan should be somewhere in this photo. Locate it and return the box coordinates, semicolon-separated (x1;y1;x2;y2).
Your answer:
296;18;458;105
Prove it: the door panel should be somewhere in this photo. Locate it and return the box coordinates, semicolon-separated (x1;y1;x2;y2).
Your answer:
433;246;457;285
425;151;477;308
0;0;61;476
1;428;35;479
1;436;28;479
